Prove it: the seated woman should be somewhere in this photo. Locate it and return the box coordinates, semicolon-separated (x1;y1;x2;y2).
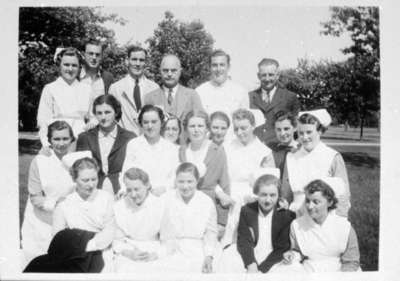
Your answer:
37;47;96;147
281;109;351;216
76;94;136;195
209;111;230;146
282;178;360;272
159;162;217;273
161;114;182;145
113;167;166;273
267;111;299;178
221;109;275;248
179;110;231;234
21;121;92;266
52;157;116;272
122;105;179;196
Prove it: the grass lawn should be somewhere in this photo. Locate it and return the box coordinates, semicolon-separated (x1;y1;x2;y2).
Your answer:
18;136;380;271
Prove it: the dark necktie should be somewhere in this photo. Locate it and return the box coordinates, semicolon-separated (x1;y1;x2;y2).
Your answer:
167;88;173;106
133;78;141;111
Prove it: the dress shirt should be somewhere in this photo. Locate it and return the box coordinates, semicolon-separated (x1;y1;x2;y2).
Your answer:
254;208;274;264
98;126;118;174
261;86;277;103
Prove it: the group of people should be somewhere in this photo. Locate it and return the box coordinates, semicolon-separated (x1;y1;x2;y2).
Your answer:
21;39;360;274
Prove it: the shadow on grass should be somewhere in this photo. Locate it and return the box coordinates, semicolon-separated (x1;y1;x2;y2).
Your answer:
322;135;379;142
19;139;41;155
342;152;380;169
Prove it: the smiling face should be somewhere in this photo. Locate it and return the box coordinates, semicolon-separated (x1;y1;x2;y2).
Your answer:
124;178;150;206
142;110;162;142
127;50;146;79
210;55;229;86
275;119;296;145
175;171;198;202
59;55;80;84
75;168;98;200
210;118;229;145
187;116;208;145
305;191;331;224
163;118;180;144
160;55;181;89
256;184;279;214
94;103;116;131
84;44;102;70
258;63;280;92
233;118;254;145
49;128;73;157
298;123;321;152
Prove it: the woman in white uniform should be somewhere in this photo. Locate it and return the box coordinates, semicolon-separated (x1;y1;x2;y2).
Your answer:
121;105;179;195
52;157;116;272
221;109;276;248
159;162;218;273
37;47;96;147
113;167;166;273
282;178;360;272
21;121;80;265
281;109;351;216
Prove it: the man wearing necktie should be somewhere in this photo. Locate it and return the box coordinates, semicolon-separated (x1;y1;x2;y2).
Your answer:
109;46;159;135
144;54;204;122
249;58;301;145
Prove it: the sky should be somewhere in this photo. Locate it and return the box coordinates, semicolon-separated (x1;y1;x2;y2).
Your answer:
102;5;353;90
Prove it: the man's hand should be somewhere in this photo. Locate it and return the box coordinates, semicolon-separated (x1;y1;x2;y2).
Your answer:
278;198;289;210
122;249;151;262
247;262;259;273
201;256;213;273
218;193;235;208
282;250;295;265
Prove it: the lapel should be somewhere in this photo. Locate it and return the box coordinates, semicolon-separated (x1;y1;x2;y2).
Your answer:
108;126;127;157
174;84;186;118
88;127;101;161
251;88;268;115
270;208;280;245
247;202;260;244
121;76;138;112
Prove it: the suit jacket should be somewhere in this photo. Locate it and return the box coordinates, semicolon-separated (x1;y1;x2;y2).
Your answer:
144;84;204;120
76;125;136;193
249;87;300;145
237;201;295;273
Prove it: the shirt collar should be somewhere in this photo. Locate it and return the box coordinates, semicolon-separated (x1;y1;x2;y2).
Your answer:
98;125;118;139
261;86;277;98
80;66;102;80
163;84;178;96
258;206;274;218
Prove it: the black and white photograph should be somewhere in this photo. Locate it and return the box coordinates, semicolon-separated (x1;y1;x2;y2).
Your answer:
1;0;398;280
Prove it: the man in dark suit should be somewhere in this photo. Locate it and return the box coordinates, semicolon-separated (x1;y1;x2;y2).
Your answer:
144;54;204;121
249;58;300;145
237;174;295;273
81;39;114;96
76;95;136;194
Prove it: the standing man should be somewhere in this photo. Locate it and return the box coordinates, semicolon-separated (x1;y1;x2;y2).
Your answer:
144;54;204;121
109;46;159;135
249;58;300;145
196;49;248;117
81;39;114;96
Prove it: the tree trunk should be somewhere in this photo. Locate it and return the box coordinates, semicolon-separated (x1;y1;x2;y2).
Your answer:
359;117;364;140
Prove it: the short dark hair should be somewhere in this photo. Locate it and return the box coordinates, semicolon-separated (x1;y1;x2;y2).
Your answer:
127;45;147;59
273;110;297;128
232;108;256;126
92;94;122;121
47;120;75;143
176;162;200;181
183;110;210;131
55;47;83;67
304;179;338;211
138;104;165;127
210;49;230;65
123;167;150;185
210;111;230;128
253;174;281;195
258;58;280;69
298;113;326;133
84;39;106;52
70;157;99;181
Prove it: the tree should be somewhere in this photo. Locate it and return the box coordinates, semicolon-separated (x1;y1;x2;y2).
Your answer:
18;7;126;130
321;7;380;139
146;11;214;88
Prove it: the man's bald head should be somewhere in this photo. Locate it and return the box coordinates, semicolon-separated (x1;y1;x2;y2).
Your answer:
160;54;182;89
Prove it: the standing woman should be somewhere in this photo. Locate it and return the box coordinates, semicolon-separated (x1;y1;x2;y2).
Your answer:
52;157;116;272
281;109;351;216
21;121;85;264
221;109;275;247
122;105;180;195
179;110;231;232
37;47;95;148
76;95;136;195
209;111;230;146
